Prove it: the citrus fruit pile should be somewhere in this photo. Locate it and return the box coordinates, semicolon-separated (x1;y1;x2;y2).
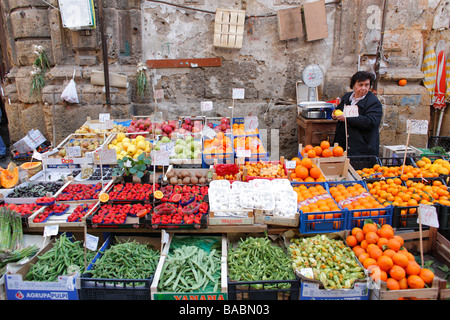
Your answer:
233;136;266;155
240;161;288;179
203;132;233;159
290;157;326;182
346;222;435;290
299;141;344;159
232;122;258;136
108;133;152;160
329;183;387;215
415;157;450;175
295;184;341;216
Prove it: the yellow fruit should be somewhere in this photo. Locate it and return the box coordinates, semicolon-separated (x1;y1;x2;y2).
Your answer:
111;139;118;145
136;135;145;142
127;145;137;156
122;142;130;151
416;160;425;168
122;137;130;145
137;140;147;150
334;109;343;116
422;157;431;164
117;133;125;142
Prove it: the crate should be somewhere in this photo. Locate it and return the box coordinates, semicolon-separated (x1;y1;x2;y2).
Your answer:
370;277;440;300
213;8;246;49
382;145;422;158
378;156;416;167
85;202;147;229
315;157;362;181
348;155;382;171
392;205;434;231
78;235;163;300
242;159;288;181
299;278;369;300
437;203;450;233
151;234;228;300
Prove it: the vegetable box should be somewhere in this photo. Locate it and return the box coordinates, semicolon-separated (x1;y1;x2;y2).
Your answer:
316;157;362;182
2;181;67;204
78;235;164;300
151;234;228;300
28;202;97;228
4;236;81;300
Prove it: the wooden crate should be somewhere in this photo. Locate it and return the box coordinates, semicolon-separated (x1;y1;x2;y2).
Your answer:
213;8;246;49
316;157;362;181
209;210;254;226
370;277;440;300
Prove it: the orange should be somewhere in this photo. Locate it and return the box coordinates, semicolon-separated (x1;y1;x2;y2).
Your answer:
332;146;344;157
320;140;330;150
307;149;316;159
398;79;407;86
405;261;421;276
363;257;377;269
378;227;394;240
389;265;406;281
304;145;313;153
387;238;402;252
301;158;313;169
392;253;409;268
313;146;323;157
295;165;309;180
346;235;358;247
310;166;321;179
365;231;379;244
419;268;435;285
358;252;370;264
377;237;388;249
353;246;366;258
322;148;333;157
398;277;408;289
369;246;383;260
99;192;109;203
392;235;404;247
291;157;302;166
355;231;365;243
407;275;425;289
360;240;369;250
383;249;397;258
351;227;363;236
386;278;400;290
377;255;394;271
362;223;378;235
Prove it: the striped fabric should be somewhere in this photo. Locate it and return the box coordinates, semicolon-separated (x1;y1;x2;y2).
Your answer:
446;57;450;102
433;50;446;109
421;42;437;95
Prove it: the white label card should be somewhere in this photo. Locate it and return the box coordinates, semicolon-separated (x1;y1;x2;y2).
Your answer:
99;113;110;122
151;150;170;166
155;89;164;99
97;148;117;163
343;105;359;118
66;146;81;158
202;126;217;140
232;88;245;99
236;147;251;158
407;120;428;135
285;160;296;169
418;204;439;228
44;225;59;237
201;101;213;112
84;233;99;251
244;116;258;131
160;142;175;156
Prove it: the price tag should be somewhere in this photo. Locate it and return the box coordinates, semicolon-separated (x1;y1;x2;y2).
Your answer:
343;105;359;118
151;150;170;166
418;204;439;228
150;112;164;124
232;88;245;99
99;113;110;122
201;101;213;112
202;126;217;140
66;146;81;158
285;160;296;169
84;233;99;251
154;89;164;99
236;147;251;158
407;120;428;135
97;148;117;163
160;142;175;156
299;268;314;279
44;224;59;237
244;116;258;132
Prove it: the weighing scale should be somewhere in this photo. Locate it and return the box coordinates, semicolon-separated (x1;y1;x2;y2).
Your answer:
298;64;334;119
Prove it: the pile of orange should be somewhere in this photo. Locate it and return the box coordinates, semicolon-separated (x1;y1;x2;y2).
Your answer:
300;141;344;159
203;132;233;158
346;222;435;290
329;183;386;213
366;178;450;208
233;136;266;155
290;157;326;182
232;122;258;135
239;161;288;179
357;163;435;180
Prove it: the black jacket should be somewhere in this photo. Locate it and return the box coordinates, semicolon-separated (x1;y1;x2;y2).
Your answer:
333;91;382;156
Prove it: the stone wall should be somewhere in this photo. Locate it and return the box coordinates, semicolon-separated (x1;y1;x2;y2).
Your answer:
0;0;448;159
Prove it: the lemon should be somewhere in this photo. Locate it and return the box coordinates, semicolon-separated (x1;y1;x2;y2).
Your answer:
117;133;125;142
122;137;131;145
136;135;145;142
122;142;130;151
137;140;147;150
111;139;118;145
127;145;137;156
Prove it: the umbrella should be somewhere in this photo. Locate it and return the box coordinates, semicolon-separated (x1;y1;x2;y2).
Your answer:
446;56;450;102
433;47;446;110
421;41;437;96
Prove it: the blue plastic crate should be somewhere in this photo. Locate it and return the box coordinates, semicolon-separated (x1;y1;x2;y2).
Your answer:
202;152;235;167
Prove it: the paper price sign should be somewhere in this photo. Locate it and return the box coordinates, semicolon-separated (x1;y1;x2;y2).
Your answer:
285;160;296;169
232;88;245;99
244;116;258;132
66;146;81;158
418;204;439;228
154;89;164;99
44;225;59;237
407;120;428;135
84;234;99;251
97;148;117;163
202;126;217;140
151;150;170;166
160;142;175;156
236;147;251;158
99;113;110;122
343;105;359;118
201;101;213;112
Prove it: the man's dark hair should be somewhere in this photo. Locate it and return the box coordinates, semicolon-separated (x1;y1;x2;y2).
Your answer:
350;71;375;89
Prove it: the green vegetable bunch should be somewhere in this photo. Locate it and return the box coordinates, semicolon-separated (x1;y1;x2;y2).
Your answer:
136;62;148;101
30;45;50;98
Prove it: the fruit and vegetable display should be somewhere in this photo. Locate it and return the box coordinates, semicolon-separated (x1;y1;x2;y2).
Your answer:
66;203;96;222
171;135;203;161
299;141;344;159
91;203;152;224
203;132;234;161
290;157;326;182
345;222;435;290
289;234;366;289
240;161;288;180
75;123;127;136
0;163;19;189
25;233;96;282
52;137;106;159
6;182;63;199
166;169;212;185
1;203;40;217
56;183;103;201
108;134;152;160
107;183;157;201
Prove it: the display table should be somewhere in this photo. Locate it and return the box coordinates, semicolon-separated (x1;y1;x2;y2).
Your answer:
296;115;337;147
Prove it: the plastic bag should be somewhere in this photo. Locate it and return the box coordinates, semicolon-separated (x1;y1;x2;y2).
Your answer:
61;71;79;103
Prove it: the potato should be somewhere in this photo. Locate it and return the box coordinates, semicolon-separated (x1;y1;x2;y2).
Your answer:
195;171;203;178
180;170;190;178
190;176;198;185
198;177;206;185
169;177;178;185
182;176;191;184
177;178;183;184
166;170;175;179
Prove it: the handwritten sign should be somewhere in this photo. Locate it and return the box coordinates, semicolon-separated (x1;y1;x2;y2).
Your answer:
97;148;117;163
202;126;217;140
201;101;213;112
84;233;99;251
407;120;428;135
66;146;81;158
44;224;59;237
154;89;164;100
151;150;170;166
285;160;296;169
232;88;245;99
244;116;258;132
418;204;439;228
160;142;175;156
343;105;359;118
236;147;251;158
150;112;164;124
32;149;43;161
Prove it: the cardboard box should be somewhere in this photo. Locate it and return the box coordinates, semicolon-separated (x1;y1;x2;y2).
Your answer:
254;211;299;227
316;157;362;181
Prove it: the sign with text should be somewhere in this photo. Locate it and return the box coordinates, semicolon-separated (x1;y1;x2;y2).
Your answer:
202;126;217;140
66;146;81;158
99;113;110;122
201;101;213;112
236;147;251;158
417;204;439;228
84;234;99;251
160;142;175;156
285;160;296;169
343;105;359;118
154;89;164;100
244;116;258;132
151;150;170;166
232;88;245;99
407;119;428;135
97;148;117;163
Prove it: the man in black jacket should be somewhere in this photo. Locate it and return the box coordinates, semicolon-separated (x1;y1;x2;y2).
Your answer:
332;71;383;156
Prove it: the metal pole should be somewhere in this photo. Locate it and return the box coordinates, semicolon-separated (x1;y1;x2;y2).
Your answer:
372;0;388;93
98;0;111;105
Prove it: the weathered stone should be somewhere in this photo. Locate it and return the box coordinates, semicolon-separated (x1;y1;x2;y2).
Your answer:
10;9;51;39
15;39;54;66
